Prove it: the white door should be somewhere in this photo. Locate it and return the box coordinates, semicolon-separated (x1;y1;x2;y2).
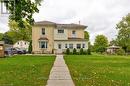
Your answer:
57;44;62;54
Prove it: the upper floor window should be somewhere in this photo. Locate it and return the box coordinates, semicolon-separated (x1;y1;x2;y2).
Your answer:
72;30;76;34
77;44;81;49
58;29;64;33
65;44;68;48
72;30;76;38
42;28;45;35
69;44;73;49
82;44;85;48
17;42;19;45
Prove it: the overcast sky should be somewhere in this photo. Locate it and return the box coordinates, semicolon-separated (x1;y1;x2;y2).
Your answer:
0;0;130;43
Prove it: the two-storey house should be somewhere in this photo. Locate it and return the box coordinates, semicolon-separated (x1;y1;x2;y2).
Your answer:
32;21;88;54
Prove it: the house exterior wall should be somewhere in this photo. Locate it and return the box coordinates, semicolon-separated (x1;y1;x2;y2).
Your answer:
54;41;88;49
68;28;84;38
32;25;54;53
54;28;68;40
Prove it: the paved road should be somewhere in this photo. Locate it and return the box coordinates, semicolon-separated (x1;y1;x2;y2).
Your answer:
46;55;75;86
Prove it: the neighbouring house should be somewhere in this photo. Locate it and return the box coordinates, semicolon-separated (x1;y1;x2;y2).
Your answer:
32;21;88;54
106;45;120;54
13;40;29;51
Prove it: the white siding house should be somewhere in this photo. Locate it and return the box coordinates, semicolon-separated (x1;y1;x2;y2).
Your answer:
13;40;29;51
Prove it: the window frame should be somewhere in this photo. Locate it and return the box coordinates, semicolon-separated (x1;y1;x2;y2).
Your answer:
72;30;76;34
39;41;47;49
69;44;73;49
42;28;45;35
82;44;85;48
77;44;81;49
58;29;64;33
65;44;68;48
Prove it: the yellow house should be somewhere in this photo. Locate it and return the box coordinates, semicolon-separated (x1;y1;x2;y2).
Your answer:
32;21;88;54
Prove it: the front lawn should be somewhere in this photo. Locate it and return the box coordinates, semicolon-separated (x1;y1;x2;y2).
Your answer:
0;55;55;86
64;55;130;86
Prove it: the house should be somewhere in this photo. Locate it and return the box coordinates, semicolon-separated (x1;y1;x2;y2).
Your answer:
106;45;121;54
0;41;5;57
32;21;88;54
13;40;29;51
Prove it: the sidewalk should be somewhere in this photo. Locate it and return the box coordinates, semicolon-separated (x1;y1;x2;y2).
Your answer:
46;55;75;86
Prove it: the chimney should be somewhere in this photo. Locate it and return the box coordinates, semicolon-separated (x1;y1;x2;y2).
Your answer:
79;21;80;25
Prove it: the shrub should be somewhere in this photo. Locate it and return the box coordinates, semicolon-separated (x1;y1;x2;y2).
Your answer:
127;46;130;52
80;48;84;55
83;50;87;55
28;41;32;54
73;48;77;55
66;48;70;55
87;48;91;55
96;46;106;54
116;48;125;55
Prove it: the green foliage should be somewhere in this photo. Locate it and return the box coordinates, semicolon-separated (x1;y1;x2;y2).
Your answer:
6;20;32;43
80;48;84;55
6;0;43;28
28;41;32;53
94;35;109;53
86;48;91;55
2;33;13;44
73;48;77;55
66;48;70;55
127;46;130;52
109;39;118;46
116;13;130;52
84;31;89;41
0;33;3;40
116;48;125;55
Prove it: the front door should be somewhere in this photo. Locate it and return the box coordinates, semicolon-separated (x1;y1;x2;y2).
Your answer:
58;44;61;49
57;44;62;54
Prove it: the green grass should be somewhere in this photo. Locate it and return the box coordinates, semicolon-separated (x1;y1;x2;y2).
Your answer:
0;55;55;86
64;54;130;86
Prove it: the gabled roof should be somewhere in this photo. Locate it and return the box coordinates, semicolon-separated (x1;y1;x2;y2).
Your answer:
34;21;87;29
34;21;56;26
57;24;87;28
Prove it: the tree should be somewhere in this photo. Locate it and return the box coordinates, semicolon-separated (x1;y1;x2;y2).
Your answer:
2;32;13;44
0;33;3;40
87;42;91;55
28;41;32;53
116;13;130;52
8;20;31;43
109;39;118;46
84;31;89;41
94;35;109;53
4;0;43;29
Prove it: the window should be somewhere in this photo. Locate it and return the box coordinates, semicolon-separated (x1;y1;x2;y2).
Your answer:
65;44;68;48
25;42;26;45
77;44;81;49
39;41;47;48
42;28;45;35
72;30;76;34
58;29;64;33
58;44;62;49
17;42;19;45
82;44;85;48
69;44;73;49
72;30;76;38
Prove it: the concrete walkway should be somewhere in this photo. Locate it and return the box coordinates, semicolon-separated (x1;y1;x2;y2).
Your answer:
46;55;75;86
